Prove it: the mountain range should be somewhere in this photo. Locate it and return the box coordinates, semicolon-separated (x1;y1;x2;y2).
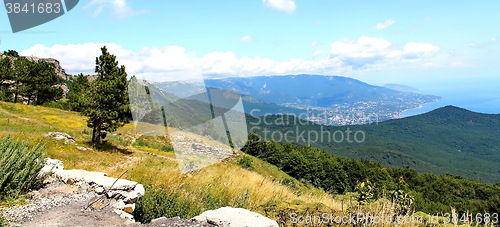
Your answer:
154;74;441;125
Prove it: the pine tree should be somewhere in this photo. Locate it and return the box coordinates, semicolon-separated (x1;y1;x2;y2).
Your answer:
67;73;90;111
3;50;19;57
80;46;130;145
0;57;13;101
12;57;29;103
22;60;62;105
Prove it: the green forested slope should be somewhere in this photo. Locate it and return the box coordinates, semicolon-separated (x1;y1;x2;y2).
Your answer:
248;106;500;183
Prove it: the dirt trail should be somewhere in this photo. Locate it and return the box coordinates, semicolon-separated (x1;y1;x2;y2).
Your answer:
0;105;49;127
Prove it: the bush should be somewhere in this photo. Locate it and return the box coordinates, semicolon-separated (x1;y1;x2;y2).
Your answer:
0;136;46;200
133;186;200;223
237;156;253;170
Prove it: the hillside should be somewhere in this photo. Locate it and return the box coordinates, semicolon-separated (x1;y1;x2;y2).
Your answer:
249;105;500;183
0;101;351;225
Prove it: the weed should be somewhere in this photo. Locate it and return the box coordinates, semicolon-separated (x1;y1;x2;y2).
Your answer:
0;135;46;201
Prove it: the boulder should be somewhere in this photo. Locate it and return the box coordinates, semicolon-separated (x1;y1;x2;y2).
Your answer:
38;158;145;204
39;158;64;175
124;204;135;213
193;207;278;227
45;132;75;143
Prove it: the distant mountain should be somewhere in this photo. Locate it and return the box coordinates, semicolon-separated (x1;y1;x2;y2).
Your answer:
156;75;441;125
153;80;306;117
204;75;437;107
249;105;500;183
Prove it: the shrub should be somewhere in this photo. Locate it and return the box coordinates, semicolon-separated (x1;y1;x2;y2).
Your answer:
237;156;253;170
133;186;200;223
0;136;46;200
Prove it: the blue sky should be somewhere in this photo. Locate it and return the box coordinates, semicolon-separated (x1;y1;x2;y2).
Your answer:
1;0;499;112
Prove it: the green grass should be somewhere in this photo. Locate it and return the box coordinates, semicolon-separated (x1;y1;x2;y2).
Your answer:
0;101;356;225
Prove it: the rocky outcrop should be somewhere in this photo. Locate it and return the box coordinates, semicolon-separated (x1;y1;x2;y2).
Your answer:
22;56;70;81
0;53;70;95
192;207;279;227
4;158;279;226
44;132;75;143
40;158;145;217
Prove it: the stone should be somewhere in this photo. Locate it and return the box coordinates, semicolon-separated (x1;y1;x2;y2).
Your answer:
45;132;75;143
206;217;222;225
124;204;135;213
76;146;90;151
95;186;105;194
191;215;206;223
151;217;168;223
194;207;278;227
39;158;64;176
110;199;125;210
114;209;134;220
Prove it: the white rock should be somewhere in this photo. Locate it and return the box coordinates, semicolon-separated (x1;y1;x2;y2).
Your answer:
194;207;278;227
39;158;64;175
191;215;206;222
110;199;126;210
95;186;105;194
151;217;168;223
45;132;75;143
76;146;90;151
114;209;134;220
55;169;107;184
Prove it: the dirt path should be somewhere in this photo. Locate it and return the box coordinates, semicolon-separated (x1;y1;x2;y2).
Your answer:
0;105;50;127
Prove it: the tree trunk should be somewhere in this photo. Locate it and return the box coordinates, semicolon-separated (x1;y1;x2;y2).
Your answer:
92;122;101;145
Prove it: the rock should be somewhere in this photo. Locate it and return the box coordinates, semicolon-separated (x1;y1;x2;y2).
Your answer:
55;169;144;202
45;132;75;143
55;169;107;184
206;217;222;225
76;146;91;151
40;159;145;203
124;204;135;213
114;209;134;220
191;215;206;223
151;217;168;223
39;158;64;176
110;199;125;210
95;186;105;194
193;207;278;227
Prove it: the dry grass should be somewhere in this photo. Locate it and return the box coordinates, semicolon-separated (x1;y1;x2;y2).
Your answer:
0;101;446;226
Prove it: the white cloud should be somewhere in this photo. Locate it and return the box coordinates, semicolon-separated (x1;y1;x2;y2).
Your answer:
404;42;440;54
373;19;396;30
330;36;400;68
20;38;441;81
239;35;256;42
84;0;147;18
492;37;497;42
402;42;440;60
450;62;474;68
21;43;346;81
310;41;319;48
312;50;324;58
330;36;440;69
262;0;296;14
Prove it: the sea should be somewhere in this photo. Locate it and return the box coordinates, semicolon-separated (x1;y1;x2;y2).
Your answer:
401;80;500;117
